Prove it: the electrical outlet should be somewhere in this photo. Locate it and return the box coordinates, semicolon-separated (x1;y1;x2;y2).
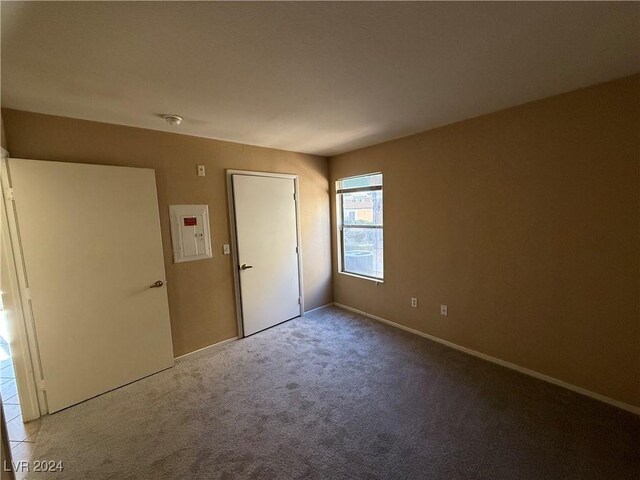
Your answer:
411;297;418;308
440;304;448;316
197;164;206;176
223;244;231;255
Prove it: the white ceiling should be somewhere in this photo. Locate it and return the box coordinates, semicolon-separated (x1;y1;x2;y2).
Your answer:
2;2;639;156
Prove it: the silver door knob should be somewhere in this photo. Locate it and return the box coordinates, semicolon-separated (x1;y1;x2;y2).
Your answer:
150;280;165;288
240;264;253;270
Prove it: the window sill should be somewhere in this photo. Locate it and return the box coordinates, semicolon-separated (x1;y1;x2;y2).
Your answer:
338;270;384;284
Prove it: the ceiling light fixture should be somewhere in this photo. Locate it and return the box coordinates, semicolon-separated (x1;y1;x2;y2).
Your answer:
161;114;183;126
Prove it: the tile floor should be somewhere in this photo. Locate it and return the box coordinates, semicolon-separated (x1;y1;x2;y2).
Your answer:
1;338;41;480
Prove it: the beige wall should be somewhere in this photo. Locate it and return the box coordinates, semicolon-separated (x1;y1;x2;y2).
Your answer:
1;109;332;356
1;402;15;480
330;74;640;408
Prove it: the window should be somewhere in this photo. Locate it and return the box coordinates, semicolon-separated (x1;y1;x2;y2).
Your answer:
336;173;383;280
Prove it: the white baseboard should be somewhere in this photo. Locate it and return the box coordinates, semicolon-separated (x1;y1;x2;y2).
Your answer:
174;336;238;361
304;302;334;315
333;302;640;416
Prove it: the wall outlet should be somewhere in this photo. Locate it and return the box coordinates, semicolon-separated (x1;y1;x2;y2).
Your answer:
411;297;418;308
440;304;448;316
197;164;206;176
223;244;231;255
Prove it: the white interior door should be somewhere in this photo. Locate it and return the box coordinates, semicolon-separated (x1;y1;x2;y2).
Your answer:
9;159;174;413
232;174;301;336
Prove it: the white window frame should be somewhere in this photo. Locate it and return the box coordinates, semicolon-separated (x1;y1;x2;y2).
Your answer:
336;173;384;282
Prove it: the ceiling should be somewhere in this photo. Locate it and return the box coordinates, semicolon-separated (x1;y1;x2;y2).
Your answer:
1;2;639;157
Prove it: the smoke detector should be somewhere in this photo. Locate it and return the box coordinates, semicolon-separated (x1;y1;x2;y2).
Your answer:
161;114;183;126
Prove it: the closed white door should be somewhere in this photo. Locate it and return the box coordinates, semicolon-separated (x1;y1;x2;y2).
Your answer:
232;174;301;336
9;159;174;413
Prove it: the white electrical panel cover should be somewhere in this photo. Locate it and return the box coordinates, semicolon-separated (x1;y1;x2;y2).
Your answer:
169;205;212;263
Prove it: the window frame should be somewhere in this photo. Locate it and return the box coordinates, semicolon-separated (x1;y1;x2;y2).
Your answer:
336;173;384;282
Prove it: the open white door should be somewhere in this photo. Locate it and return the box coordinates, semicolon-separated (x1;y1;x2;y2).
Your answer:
8;159;174;413
232;173;302;336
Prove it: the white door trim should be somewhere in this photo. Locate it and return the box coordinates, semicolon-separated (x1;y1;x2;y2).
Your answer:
226;169;305;338
0;153;45;419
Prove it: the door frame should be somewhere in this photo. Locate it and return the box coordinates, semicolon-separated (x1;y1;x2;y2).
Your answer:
7;159;173;413
0;151;45;420
226;170;305;338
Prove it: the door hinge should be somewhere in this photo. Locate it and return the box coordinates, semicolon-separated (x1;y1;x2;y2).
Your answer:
298;297;301;305
5;188;14;201
293;192;296;201
39;379;46;392
24;287;31;301
295;246;299;254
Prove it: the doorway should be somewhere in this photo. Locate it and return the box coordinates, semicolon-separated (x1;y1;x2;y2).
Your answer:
0;302;20;420
4;158;174;414
1;151;43;474
0;319;40;463
227;171;304;337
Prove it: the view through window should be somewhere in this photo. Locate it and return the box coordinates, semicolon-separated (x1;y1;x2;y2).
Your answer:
336;173;383;280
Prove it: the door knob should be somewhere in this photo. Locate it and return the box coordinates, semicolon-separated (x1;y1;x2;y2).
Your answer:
150;280;165;288
240;264;253;270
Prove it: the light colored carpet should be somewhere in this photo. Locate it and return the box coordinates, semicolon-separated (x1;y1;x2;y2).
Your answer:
28;306;639;479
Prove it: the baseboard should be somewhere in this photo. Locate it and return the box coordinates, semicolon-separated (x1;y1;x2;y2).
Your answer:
304;302;334;314
174;336;238;361
333;302;640;416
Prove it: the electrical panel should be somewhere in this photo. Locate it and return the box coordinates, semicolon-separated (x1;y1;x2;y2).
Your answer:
169;205;212;263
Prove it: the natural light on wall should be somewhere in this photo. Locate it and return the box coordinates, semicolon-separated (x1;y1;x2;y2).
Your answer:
336;173;384;281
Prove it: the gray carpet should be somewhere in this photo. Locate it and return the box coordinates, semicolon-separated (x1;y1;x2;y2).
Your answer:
28;306;639;479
